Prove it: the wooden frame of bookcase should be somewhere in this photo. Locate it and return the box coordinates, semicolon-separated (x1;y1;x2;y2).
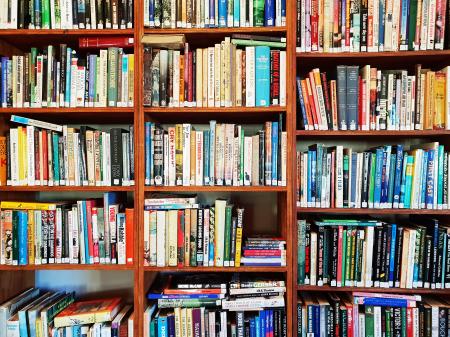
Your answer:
0;0;298;334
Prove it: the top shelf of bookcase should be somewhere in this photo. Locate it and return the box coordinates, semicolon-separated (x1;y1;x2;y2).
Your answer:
143;27;287;35
296;50;450;58
0;29;135;36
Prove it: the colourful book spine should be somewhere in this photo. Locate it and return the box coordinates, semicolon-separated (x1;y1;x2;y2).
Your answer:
18;211;28;265
158;315;168;337
52;133;60;183
254;0;265;26
203;130;210;184
438;145;444;208
368;153;376;207
255;46;271;107
393;145;404;207
403;155;415;209
420;153;428;208
373;148;384;208
387;153;397;205
145;122;152;185
399;153;408;208
218;0;227;26
271;121;278;185
65;48;72;106
233;0;240;26
341;229;347;286
388;224;397;286
223;205;232;266
426;149;435;208
82;201;90;264
264;0;275;25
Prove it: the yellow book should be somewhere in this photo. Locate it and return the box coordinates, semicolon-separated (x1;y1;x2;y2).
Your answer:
175;124;183;185
179;56;185;105
28;209;35;265
424;71;435;130
180;308;187;337
128;54;135;106
0;201;57;210
434;72;446;129
234;208;244;267
0;136;7;186
36;317;43;337
22;127;28;185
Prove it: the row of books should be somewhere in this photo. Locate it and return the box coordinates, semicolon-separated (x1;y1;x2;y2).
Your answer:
0;0;134;29
0;197;134;265
1;117;134;187
297;65;450;131
297;217;450;289
145;119;287;187
1;288;132;337
296;0;449;52
143;36;286;108
296;142;450;209
0;45;134;108
143;0;286;28
298;292;447;337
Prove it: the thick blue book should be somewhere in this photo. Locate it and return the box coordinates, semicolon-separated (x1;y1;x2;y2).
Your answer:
374;148;384;208
255;315;261;337
399;152;408;207
380;145;391;206
18;211;28;265
158;315;168;337
1;57;7;106
378;0;385;49
387;153;397;206
268;310;273;337
271;121;279;185
255;46;271;107
388;224;397;285
218;0;228;26
149;0;155;25
392;145;404;207
361;297;409;307
73;326;81;337
65;48;72;106
420;153;428;208
438;145;445;207
250;318;256;337
315;145;323;204
426;149;435;208
264;0;275;25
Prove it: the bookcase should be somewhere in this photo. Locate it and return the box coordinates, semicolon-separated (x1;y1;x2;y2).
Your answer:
0;0;296;335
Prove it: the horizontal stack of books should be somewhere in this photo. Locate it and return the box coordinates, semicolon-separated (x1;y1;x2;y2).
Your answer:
298;292;448;337
144;196;245;267
0;195;133;266
296;0;449;52
144;274;287;337
0;0;134;29
0;45;134;108
296;142;450;209
241;237;286;266
144;0;286;27
297;65;450;131
298;217;450;289
145;118;287;187
1;116;134;187
143;35;286;108
1;288;133;337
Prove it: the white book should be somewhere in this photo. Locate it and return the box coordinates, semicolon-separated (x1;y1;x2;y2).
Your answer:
420;0;429;50
215;123;224;185
9;129;18;186
214;44;221;107
156;210;166;266
97;50;108;107
427;0;436;49
365;226;374;287
10;0;18;28
245;47;255;107
232;130;239;186
26;126;35;186
214;200;227;266
167;210;178;266
279;51;286;106
195;131;204;185
209;120;216;185
163;133;169;185
71;207;79;264
243;137;252;186
182;124;191;186
16;57;23;107
310;232;317;285
221;297;284;311
235;49;242;106
358;313;365;337
249;0;253;26
143;211;150;266
240;0;246;26
173;51;180;107
117;214;127;265
384;0;394;50
70;59;78;107
207;47;215;107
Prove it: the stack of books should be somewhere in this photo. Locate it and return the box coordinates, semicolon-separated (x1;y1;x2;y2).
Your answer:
144;274;287;337
144;0;286;27
1;116;134;187
0;45;134;108
0;288;133;337
297;65;450;131
145;118;287;187
296;0;449;52
298;292;448;337
241;237;287;266
143;196;246;267
0;195;134;266
0;0;134;29
143;35;286;108
296;142;450;210
297;217;450;289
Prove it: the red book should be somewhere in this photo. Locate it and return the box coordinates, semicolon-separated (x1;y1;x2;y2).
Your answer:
164;288;225;295
337;226;343;286
242;250;282;256
34;129;40;184
79;37;134;49
188;51;193;103
310;0;319;51
406;307;413;337
125;208;134;265
305;78;319;128
270;50;280;105
177;210;185;267
85;200;95;264
308;72;322;127
300;80;314;128
41;129;48;184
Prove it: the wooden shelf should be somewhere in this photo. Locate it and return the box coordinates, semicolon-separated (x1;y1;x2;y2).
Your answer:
0;29;134;36
144;266;288;272
296;130;450;137
297;285;450;294
0;264;135;271
296;207;450;215
145;186;287;192
0;186;135;192
143;27;287;34
296;50;450;58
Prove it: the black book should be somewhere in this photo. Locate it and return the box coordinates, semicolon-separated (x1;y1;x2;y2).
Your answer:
110;128;123;186
361;152;370;207
236;312;244;337
72;0;79;27
384;225;392;284
127;0;133;27
153;125;164;185
439;308;447;337
373;225;382;284
360;0;368;51
317;226;324;285
379;225;388;284
258;130;265;185
437;229;446;287
393;307;402;337
129;125;135;183
196;208;203;266
445;233;450;287
416;226;427;287
24;54;30;104
85;0;92;27
423;235;433;287
394;226;404;287
230;216;237;267
120;0;127;27
96;0;105;27
323;227;331;284
281;309;287;337
444;153;449;207
48;209;55;262
78;0;86;27
79;125;93;184
105;0;112;27
297;303;302;336
59;45;67;102
305;223;311;284
62;207;70;261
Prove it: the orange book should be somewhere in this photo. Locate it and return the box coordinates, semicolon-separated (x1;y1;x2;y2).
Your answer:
179;56;185;104
0;136;6;185
54;297;122;328
434;72;446;129
125;208;134;265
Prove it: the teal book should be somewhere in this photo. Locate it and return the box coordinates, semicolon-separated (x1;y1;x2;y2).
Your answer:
403;155;414;209
107;48;119;107
297;220;306;284
255;46;271;107
438;145;444;208
157;315;168;337
52;133;60;182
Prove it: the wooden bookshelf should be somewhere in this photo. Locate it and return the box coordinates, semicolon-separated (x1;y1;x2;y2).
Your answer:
143;26;287;34
296;130;450;137
296;207;450;215
296;285;450;295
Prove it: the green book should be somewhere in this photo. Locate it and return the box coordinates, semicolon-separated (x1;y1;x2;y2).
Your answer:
107;47;119;107
368;152;376;206
224;205;233;266
298;220;306;284
401;308;407;337
30;48;37;104
345;230;353;286
408;0;418;50
231;39;287;48
385;308;392;337
349;229;357;284
41;0;50;28
365;306;375;337
354;230;361;284
253;0;264;26
340;308;348;337
342;229;347;286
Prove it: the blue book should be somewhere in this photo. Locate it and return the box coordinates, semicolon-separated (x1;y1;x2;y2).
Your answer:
380;146;390;205
392;145;404;207
281;0;286;23
361;298;409;307
52;134;60;183
315;145;323;203
149;0;155;25
378;0;385;49
255;314;261;337
209;0;215;25
271;121;279;185
250;318;256;337
18;211;28;265
203;130;210;184
442;233;447;285
65;48;72;106
265;310;270;337
374;148;384;208
1;57;7;106
145;122;152;184
399;152;408;207
350;152;358;208
400;0;409;46
218;0;227;26
88;55;96;104
255;46;271;107
158;315;168;337
167;314;175;337
426;149;435;208
268;310;273;337
314;305;320;336
388;224;397;285
403;155;414;209
260;311;266;337
233;0;240;26
264;0;275;26
387;153;396;206
438;145;445;208
297;77;309;129
73;326;82;337
307;149;315;206
420;153;428;208
81;201;90;264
